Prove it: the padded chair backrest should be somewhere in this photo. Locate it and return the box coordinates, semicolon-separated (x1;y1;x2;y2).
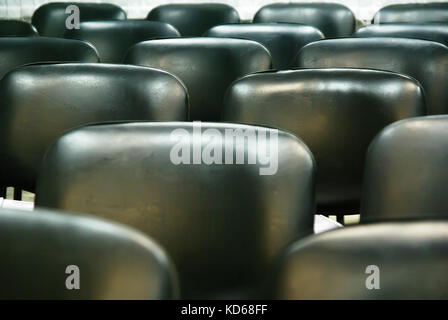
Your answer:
32;2;126;38
204;23;324;69
274;221;448;299
223;68;425;214
354;24;448;47
0;63;188;191
147;3;239;37
373;2;448;24
0;207;177;299
123;38;271;121
35;122;315;298
295;38;448;115
0;37;98;79
361;115;448;222
253;2;355;38
0;20;38;37
64;20;180;63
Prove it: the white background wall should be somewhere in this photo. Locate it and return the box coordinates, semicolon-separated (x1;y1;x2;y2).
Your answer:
1;0;447;23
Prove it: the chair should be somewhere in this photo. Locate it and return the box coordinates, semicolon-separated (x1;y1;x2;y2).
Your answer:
146;3;239;37
354;24;448;47
273;220;448;299
0;207;177;299
295;38;448;115
123;38;271;121
32;2;126;38
35;121;315;298
373;2;448;24
0;63;188;195
0;20;38;37
223;68;425;216
0;37;98;79
64;20;180;63
204;23;324;69
361;115;448;222
253;2;355;38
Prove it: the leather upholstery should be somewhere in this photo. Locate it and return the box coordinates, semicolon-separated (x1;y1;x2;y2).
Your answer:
146;3;239;37
274;220;448;299
124;38;271;121
32;2;126;38
373;2;448;24
35;121;315;299
361;115;448;222
0;20;38;37
295;38;448;115
0;63;188;191
64;20;180;63
0;207;178;299
0;37;98;79
253;3;355;38
355;24;448;47
223;68;425;214
204;23;324;70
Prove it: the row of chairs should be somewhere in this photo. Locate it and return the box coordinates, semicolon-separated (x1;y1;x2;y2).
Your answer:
4;21;448;71
5;2;448;38
31;116;448;246
0;59;427;215
7;16;448;66
6;208;448;299
0;34;447;116
4;114;448;299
